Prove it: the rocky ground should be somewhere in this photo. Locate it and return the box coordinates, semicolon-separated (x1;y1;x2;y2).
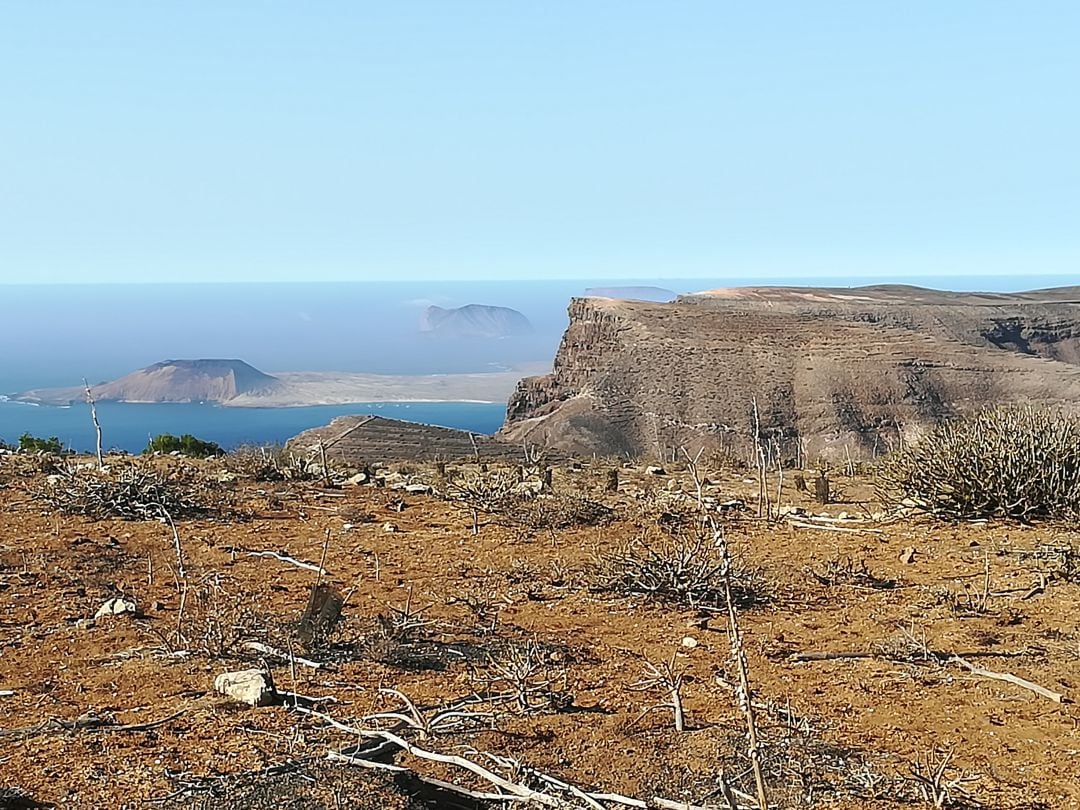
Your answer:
0;453;1077;809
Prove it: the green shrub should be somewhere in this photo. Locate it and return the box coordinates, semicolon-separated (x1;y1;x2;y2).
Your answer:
877;407;1080;520
18;433;63;454
146;433;224;458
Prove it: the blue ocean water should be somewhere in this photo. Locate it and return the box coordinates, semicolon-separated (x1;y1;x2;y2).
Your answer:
0;399;507;454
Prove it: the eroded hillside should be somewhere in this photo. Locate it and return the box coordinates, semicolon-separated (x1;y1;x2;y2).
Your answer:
499;286;1080;459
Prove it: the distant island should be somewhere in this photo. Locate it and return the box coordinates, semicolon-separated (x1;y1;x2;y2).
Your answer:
420;304;533;338
16;358;548;408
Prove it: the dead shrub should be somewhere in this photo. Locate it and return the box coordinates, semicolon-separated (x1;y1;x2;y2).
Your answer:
810;555;897;590
158;574;272;660
226;444;319;482
905;747;980;808
439;465;614;540
440;468;520;534
33;461;223;521
501;492;615;532
338;504;377;525
471;638;571;714
0;447;66;478
1015;541;1080;584
594;526;767;609
877;407;1080;520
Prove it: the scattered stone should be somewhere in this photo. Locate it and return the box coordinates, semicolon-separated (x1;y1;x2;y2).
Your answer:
645;465;666;476
382;522;398;533
404;483;432;495
346;472;368;486
681;636;699;649
75;617;96;630
214;669;277;707
899;546;917;565
94;597;136;620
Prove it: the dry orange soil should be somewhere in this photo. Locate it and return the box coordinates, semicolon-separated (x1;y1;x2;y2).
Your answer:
0;459;1077;809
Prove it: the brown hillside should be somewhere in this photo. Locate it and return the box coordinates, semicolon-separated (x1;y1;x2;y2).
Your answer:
499;286;1080;459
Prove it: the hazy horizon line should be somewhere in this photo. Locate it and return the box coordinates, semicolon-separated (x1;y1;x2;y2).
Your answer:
2;271;1076;288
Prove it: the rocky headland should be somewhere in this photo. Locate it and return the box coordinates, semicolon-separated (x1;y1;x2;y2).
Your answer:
497;285;1080;459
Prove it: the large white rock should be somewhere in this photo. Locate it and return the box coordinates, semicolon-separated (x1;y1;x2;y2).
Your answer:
214;669;277;707
94;598;137;619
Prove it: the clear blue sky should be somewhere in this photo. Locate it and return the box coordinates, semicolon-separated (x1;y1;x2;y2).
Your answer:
1;1;1077;284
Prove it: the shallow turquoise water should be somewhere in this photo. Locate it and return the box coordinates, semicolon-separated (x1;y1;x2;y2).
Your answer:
0;399;507;454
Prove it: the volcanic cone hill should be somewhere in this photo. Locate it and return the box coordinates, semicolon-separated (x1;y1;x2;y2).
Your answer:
20;359;284;405
497;285;1080;459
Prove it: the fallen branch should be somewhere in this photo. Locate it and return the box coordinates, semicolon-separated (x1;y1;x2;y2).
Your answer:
790;514;875;524
297;705;757;809
1020;573;1048;600
0;709;187;740
327;722;563;806
243;641;323;670
790;651;877;662
245;550;327;575
951;656;1069;704
328;750;536;803
103;708;188;733
789;520;883;535
791;648;1033;664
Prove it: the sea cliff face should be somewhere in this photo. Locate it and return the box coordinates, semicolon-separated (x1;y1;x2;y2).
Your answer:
498;286;1080;460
